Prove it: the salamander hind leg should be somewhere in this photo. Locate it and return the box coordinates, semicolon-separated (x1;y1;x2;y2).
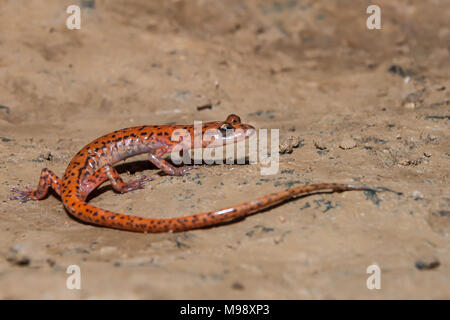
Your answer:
9;168;62;203
99;165;154;193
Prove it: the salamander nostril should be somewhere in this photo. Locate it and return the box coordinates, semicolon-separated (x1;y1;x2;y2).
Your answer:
219;122;234;135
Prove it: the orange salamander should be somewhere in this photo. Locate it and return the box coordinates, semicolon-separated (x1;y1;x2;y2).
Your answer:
10;114;379;233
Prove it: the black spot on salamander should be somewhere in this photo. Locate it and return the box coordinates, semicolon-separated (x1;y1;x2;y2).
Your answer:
157;132;163;136
123;135;129;140
93;212;98;216
163;132;169;136
140;132;147;136
112;134;116;138
130;133;136;138
138;126;146;131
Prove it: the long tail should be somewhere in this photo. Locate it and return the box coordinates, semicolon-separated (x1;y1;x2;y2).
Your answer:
64;183;380;233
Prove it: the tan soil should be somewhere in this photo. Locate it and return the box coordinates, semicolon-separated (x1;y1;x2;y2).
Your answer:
0;0;449;299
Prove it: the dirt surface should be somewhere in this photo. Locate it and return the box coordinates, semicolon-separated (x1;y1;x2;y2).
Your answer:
0;0;449;299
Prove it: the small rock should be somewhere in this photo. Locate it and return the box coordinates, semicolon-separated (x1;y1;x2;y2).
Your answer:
339;137;357;150
231;281;245;290
412;191;424;200
404;102;416;110
7;244;31;266
403;89;425;106
415;257;440;270
273;235;284;245
398;159;411;166
388;64;406;77
313;140;327;150
46;258;56;267
279;136;304;154
100;246;118;255
0;105;10;114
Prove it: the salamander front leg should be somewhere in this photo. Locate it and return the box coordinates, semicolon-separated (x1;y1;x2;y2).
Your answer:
98;165;154;193
148;153;198;176
9;168;62;203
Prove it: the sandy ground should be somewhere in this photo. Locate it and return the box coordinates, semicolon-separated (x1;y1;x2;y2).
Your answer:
0;0;449;299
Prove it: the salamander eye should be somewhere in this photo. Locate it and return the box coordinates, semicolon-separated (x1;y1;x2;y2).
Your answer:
219;122;234;134
225;114;241;124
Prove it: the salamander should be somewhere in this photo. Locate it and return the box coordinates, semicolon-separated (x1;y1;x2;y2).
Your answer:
9;114;378;233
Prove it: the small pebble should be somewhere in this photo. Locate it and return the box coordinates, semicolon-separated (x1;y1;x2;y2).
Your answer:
415;257;440;270
404;102;416;110
273;236;284;245
339;137;357;150
313;140;327;150
412;191;424;200
279;136;303;154
100;246;118;255
231;281;245;290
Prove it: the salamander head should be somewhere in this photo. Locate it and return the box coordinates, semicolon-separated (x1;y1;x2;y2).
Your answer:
201;114;255;148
